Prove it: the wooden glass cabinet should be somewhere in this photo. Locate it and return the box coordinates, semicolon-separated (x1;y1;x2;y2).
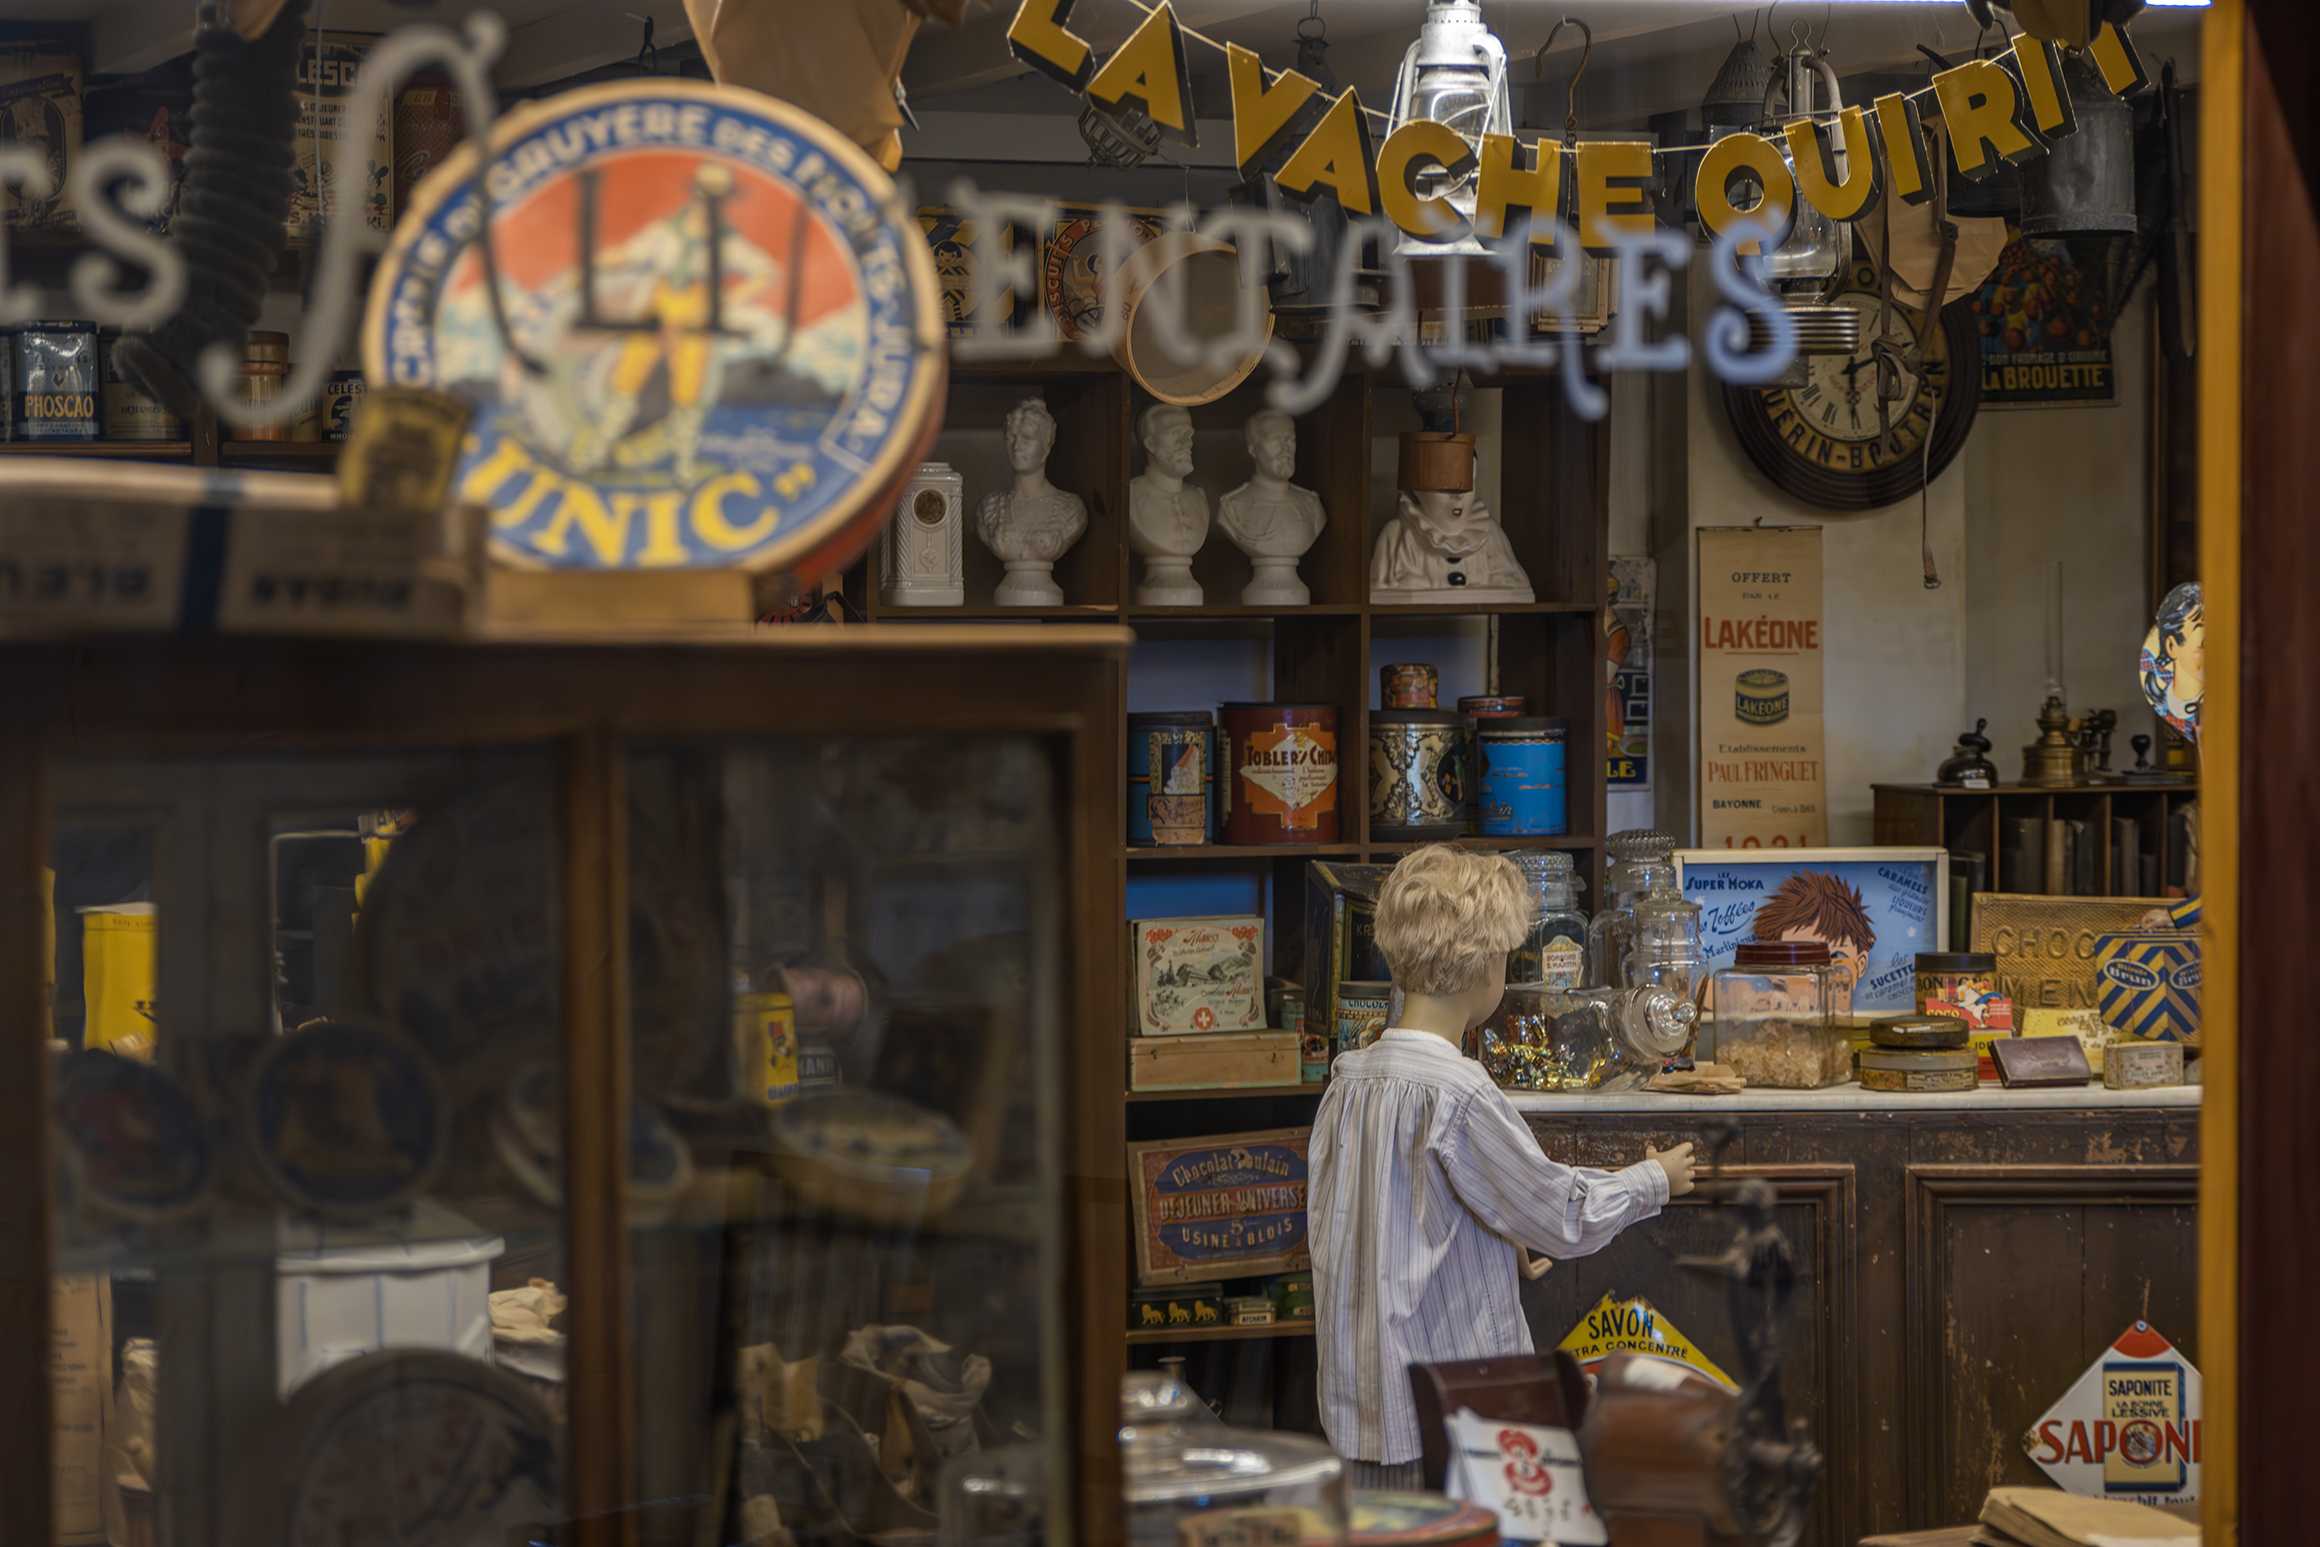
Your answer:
0;626;1127;1547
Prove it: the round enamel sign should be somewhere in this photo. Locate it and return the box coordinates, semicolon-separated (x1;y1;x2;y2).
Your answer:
363;80;945;577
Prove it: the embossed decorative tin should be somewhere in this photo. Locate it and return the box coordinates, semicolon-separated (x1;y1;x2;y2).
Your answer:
1368;710;1471;840
1380;662;1439;710
1128;710;1216;846
1477;717;1569;836
1220;703;1340;844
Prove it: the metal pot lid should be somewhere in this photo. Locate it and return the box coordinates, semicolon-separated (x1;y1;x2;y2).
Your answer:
1120;1373;1343;1502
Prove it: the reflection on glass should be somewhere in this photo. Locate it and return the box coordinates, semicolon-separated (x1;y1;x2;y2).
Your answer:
41;732;1070;1545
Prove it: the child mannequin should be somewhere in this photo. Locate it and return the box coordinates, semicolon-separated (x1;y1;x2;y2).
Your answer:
1309;845;1696;1490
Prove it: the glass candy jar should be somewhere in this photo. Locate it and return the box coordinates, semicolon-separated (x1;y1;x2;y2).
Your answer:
1587;828;1678;990
1479;982;1697;1093
1507;849;1588;988
1704;940;1853;1088
1120;1371;1348;1547
1627;883;1706;1002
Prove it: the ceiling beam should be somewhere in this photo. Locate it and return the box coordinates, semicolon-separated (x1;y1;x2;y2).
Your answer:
902;0;1280;100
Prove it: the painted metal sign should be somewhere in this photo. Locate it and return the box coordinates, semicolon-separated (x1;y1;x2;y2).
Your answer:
1555;1293;1736;1393
365;79;943;577
2024;1321;2203;1506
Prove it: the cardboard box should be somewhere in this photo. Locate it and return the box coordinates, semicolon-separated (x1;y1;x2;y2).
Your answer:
52;1275;112;1544
1130;1029;1299;1092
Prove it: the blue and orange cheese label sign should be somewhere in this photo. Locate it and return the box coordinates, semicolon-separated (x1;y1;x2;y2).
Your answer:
1132;1128;1310;1286
2025;1320;2203;1504
363;80;944;576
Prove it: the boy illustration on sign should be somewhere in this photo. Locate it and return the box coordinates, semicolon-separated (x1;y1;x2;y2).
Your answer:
1749;871;1877;1017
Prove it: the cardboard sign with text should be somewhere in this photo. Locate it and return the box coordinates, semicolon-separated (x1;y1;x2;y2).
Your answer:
1696;527;1827;849
1444;1410;1607;1546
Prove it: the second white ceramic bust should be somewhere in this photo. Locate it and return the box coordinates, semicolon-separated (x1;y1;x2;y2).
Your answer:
1217;410;1325;607
976;397;1088;606
1128;404;1210;607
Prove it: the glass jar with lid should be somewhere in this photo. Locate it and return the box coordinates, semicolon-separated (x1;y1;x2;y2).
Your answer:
1587;828;1678;990
1119;1370;1347;1547
1479;981;1697;1092
1703;940;1853;1088
1507;849;1588;988
1625;883;1706;1058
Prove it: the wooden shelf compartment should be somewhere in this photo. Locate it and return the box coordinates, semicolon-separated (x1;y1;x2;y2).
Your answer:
1125;1083;1325;1104
1125;1322;1315;1345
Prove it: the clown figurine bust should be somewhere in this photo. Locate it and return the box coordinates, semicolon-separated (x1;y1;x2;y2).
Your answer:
976;397;1087;606
1370;431;1534;606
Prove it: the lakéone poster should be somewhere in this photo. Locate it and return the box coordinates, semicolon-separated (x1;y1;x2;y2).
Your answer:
1696;527;1828;849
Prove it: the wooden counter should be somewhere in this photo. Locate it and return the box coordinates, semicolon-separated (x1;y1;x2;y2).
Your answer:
1511;1086;2201;1545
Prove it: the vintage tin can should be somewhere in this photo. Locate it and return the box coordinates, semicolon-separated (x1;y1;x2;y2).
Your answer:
322;370;367;441
1857;1046;1978;1093
1869;1012;1971;1051
1349;1492;1501;1547
1380;662;1439;710
1457;694;1527;721
13;321;98;441
2103;1038;2186;1090
1477;717;1569;836
1220;703;1340;844
734;990;801;1105
1369;710;1472;840
1335;981;1392;1056
100;346;184;441
1127;711;1216;847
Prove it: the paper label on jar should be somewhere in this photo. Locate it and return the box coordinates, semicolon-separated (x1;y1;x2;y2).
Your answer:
1239;722;1337;824
1541;936;1584;989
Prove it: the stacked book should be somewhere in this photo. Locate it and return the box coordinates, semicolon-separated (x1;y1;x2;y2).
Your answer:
1975;1488;2197;1547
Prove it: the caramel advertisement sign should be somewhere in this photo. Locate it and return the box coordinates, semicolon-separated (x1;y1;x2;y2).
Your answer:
1696;527;1828;849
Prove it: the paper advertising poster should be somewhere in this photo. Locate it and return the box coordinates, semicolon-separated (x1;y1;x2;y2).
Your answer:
1675;849;1947;1017
1606;558;1653;789
2024;1321;2202;1505
1696;527;1827;848
1973;235;2119;409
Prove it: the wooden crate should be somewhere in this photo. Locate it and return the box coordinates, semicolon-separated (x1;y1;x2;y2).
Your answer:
1129;1030;1299;1092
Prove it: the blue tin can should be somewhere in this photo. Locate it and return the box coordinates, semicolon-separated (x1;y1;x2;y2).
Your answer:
1128;711;1216;846
1478;717;1569;836
12;321;99;441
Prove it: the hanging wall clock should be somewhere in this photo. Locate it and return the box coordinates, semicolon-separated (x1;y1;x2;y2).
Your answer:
1724;260;1984;512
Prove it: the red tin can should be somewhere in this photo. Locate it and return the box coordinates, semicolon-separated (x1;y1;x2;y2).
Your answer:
1456;694;1527;721
1219;703;1340;844
1380;662;1439;709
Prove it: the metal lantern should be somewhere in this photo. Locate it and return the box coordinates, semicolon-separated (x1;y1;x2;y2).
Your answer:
1243;6;1383;325
1753;42;1861;379
1386;0;1514;261
2020;48;2138;236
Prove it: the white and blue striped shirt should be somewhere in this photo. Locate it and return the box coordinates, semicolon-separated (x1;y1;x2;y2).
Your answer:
1307;1028;1670;1464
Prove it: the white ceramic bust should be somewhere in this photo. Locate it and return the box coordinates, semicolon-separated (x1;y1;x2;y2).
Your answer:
1217;410;1326;607
1128;404;1210;606
1370;487;1534;604
975;397;1087;606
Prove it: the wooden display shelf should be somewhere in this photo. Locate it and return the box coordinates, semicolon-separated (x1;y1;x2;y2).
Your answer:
0;439;190;458
1369;833;1600;855
1367;599;1600;618
1125;1083;1325;1104
877;603;1120;620
1126;1322;1315;1345
1123;603;1365;621
1124;842;1365;862
220;440;339;463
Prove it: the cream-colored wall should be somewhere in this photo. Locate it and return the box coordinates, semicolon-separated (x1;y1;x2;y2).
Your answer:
1963;298;2159;764
1678;270;1971;845
1660;272;2153;845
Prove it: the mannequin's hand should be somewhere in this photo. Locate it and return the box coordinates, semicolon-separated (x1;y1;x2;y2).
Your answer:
1647;1142;1697;1198
1520;1249;1554;1281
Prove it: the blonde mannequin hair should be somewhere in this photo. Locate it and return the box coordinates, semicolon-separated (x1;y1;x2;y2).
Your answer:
1373;845;1534;997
